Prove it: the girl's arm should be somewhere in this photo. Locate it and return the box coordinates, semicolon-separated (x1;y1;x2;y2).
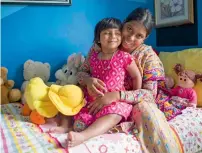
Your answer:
77;46;107;96
126;61;142;90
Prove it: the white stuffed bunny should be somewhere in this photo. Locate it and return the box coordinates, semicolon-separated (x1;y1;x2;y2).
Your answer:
55;53;85;85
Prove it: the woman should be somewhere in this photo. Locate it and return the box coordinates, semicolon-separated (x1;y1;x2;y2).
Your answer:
77;8;182;153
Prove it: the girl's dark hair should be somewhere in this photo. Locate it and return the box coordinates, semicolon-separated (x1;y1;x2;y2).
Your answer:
124;7;154;36
94;18;122;47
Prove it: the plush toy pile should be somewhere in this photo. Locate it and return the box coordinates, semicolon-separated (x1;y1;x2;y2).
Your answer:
21;53;86;125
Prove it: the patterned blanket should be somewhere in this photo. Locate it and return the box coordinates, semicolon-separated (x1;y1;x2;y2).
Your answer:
1;103;202;153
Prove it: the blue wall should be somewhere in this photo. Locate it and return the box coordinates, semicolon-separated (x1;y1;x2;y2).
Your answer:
1;0;147;88
2;0;201;88
145;0;202;52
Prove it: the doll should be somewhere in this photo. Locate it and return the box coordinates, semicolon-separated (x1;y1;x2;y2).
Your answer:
169;64;202;109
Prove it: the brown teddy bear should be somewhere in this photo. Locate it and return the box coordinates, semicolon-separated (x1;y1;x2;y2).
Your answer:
0;67;22;104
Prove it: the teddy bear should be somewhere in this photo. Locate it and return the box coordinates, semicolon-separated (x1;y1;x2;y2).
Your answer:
55;53;85;85
21;59;51;93
0;67;22;105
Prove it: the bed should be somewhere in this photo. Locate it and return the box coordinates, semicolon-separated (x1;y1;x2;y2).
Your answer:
1;48;202;153
1;103;202;153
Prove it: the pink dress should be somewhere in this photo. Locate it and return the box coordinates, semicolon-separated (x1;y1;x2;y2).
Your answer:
74;50;134;126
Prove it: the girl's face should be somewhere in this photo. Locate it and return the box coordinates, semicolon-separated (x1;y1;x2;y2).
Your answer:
121;21;147;53
99;28;121;53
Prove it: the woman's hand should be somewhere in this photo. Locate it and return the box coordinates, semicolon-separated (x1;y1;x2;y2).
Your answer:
88;91;120;115
85;77;107;97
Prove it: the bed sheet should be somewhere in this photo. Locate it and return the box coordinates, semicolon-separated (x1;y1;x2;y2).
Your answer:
1;103;202;153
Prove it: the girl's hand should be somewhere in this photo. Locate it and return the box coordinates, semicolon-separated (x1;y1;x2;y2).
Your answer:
85;77;107;97
88;91;120;115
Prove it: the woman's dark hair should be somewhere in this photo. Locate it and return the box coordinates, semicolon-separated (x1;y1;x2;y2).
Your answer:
94;18;122;47
124;7;154;36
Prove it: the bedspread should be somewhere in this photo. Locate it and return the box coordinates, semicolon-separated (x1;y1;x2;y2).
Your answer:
1;103;202;153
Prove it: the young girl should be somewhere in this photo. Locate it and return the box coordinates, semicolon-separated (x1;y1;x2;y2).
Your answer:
67;18;142;147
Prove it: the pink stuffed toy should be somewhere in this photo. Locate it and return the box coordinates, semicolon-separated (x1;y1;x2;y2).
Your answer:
169;64;202;109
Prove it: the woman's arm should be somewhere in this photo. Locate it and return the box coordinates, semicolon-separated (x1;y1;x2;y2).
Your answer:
89;82;157;115
77;48;93;86
120;80;158;104
120;45;163;104
142;81;158;98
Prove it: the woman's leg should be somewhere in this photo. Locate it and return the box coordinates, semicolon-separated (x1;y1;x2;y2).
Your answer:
132;91;181;153
68;114;122;147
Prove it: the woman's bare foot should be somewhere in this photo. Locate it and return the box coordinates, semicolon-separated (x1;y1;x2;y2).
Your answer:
67;131;86;147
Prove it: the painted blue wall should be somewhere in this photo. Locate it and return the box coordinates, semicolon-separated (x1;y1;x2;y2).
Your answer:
1;0;147;88
3;0;200;88
145;0;202;52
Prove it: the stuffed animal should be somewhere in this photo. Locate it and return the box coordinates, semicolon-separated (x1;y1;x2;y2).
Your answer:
169;64;202;108
21;77;85;125
21;59;51;93
0;67;21;104
55;53;85;85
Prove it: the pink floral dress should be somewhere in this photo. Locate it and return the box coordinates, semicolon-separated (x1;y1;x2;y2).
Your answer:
74;50;134;126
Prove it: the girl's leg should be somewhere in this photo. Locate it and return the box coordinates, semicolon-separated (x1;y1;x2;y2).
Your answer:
68;114;122;147
132;94;181;153
73;120;87;132
49;114;73;133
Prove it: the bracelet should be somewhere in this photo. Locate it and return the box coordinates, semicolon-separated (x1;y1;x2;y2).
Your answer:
120;91;125;101
119;91;121;100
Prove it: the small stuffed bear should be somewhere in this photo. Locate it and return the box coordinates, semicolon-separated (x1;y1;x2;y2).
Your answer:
0;67;22;104
169;64;202;108
55;53;85;85
21;59;51;93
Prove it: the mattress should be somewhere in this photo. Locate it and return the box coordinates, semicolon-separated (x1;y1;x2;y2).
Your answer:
1;103;202;153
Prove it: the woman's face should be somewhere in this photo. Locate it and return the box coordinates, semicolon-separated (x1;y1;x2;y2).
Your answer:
121;21;147;53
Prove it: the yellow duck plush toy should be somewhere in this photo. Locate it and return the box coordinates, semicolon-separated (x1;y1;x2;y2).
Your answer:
22;77;85;125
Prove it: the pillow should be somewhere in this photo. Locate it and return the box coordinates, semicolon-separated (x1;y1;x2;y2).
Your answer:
159;48;202;107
